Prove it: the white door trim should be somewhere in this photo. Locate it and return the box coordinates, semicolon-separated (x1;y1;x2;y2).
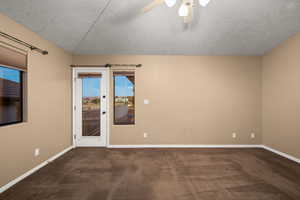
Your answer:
72;67;110;147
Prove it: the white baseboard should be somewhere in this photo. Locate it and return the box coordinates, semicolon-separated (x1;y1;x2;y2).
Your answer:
0;146;73;193
262;145;300;164
107;144;263;148
108;144;300;164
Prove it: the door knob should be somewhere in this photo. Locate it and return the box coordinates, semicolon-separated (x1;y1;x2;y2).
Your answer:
102;111;106;115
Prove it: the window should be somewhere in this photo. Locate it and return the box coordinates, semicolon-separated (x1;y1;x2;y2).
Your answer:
0;66;23;125
0;44;27;126
113;71;135;125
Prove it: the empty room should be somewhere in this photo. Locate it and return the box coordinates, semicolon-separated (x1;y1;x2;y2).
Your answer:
0;0;300;199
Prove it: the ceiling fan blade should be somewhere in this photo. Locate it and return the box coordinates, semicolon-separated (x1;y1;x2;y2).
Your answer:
142;0;164;13
183;0;194;23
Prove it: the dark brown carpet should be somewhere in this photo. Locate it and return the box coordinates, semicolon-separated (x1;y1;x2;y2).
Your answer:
1;148;300;200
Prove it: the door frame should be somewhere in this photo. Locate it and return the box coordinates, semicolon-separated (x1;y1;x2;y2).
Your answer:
72;67;110;147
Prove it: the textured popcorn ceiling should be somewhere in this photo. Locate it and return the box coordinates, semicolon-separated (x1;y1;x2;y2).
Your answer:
0;0;300;55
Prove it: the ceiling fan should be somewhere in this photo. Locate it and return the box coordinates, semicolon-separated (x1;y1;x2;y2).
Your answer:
142;0;211;23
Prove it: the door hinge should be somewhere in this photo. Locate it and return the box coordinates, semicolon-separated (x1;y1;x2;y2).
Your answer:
74;135;76;139
74;106;76;110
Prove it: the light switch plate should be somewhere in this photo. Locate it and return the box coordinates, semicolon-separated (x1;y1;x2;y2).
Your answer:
144;99;150;104
34;148;40;157
232;133;237;138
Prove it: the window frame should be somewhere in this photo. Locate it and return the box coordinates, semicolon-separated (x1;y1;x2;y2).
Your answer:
113;72;135;125
0;66;24;126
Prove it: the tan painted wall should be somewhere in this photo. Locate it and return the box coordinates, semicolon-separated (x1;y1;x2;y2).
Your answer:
262;33;300;159
73;55;262;145
0;13;72;187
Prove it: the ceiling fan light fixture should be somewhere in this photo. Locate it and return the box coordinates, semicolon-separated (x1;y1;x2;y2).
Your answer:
178;3;189;16
199;0;211;7
164;0;177;7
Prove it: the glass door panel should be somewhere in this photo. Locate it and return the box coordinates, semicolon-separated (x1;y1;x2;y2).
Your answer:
82;77;101;136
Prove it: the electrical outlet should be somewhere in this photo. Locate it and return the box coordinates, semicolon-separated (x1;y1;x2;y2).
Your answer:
143;133;148;138
251;133;255;139
34;148;40;157
144;99;150;105
232;132;237;139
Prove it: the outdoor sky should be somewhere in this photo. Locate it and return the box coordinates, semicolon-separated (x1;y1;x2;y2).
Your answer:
0;66;20;83
83;76;133;97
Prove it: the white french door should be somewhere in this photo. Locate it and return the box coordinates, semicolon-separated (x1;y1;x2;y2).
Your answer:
73;68;109;147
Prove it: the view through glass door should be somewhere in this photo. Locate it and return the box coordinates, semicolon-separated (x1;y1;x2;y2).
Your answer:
74;68;108;147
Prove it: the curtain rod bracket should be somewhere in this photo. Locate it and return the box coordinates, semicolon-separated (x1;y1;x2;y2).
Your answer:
42;51;49;55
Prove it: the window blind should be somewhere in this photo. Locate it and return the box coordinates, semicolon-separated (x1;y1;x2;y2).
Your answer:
0;44;27;71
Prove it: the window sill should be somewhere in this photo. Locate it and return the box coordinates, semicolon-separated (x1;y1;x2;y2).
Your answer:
113;124;135;126
0;121;27;128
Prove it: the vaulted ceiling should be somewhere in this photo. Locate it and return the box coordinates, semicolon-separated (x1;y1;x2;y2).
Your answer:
0;0;300;55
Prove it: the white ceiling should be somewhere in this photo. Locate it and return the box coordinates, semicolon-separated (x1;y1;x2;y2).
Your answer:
0;0;300;55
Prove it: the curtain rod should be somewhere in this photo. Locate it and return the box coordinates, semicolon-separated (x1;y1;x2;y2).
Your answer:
0;31;48;55
70;64;142;68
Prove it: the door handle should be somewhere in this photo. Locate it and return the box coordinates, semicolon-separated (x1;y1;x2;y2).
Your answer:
102;111;106;115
